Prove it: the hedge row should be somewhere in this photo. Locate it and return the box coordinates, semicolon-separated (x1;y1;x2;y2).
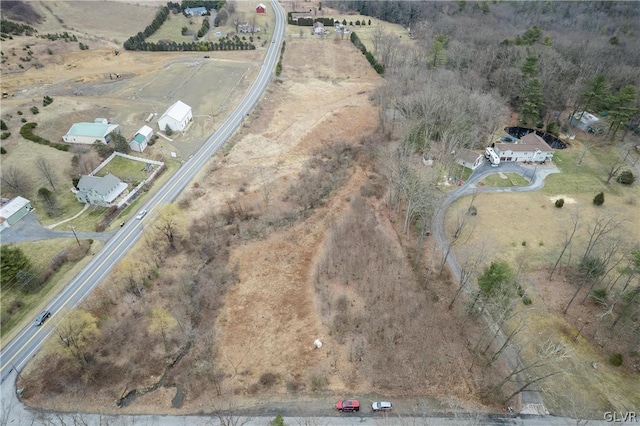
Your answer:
19;122;69;151
350;32;384;74
275;41;285;76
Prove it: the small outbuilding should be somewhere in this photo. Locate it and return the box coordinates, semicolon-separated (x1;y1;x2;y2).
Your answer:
158;100;193;133
456;148;484;170
0;196;32;232
130;125;153;152
63;122;120;144
256;3;266;13
569;111;603;134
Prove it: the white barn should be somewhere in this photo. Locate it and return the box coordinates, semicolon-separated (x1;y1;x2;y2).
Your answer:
63;122;120;144
158;101;192;133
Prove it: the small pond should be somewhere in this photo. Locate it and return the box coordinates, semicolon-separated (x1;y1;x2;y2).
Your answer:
504;127;568;149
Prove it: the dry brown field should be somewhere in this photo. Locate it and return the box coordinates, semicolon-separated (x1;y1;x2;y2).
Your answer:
4;0;639;420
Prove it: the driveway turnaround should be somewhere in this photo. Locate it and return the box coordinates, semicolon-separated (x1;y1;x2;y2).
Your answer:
0;213;115;245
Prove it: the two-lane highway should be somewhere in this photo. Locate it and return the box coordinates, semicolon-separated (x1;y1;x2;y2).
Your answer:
0;0;285;384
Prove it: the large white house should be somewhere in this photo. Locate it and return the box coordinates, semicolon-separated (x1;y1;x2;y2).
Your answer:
76;173;128;206
158;101;193;133
63;122;120;144
493;132;554;163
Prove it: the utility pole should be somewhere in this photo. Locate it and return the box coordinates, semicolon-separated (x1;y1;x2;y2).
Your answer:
69;226;81;247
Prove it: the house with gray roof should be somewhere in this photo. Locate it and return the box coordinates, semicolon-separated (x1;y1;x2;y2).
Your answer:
76;173;128;206
493;132;554;163
63;122;120;144
456;148;484;170
184;6;208;16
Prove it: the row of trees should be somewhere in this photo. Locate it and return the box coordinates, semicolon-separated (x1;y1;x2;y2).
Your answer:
124;38;255;52
350;32;383;74
123;6;170;50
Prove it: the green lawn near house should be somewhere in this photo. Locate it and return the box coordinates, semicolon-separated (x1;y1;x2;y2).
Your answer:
95;155;155;186
480;172;529;187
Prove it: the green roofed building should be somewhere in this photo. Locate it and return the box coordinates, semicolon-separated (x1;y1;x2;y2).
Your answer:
63;121;120;144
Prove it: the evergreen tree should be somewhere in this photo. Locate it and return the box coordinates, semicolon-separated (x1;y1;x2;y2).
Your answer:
521;55;539;78
478;260;514;297
593;192;605;206
1;245;32;290
579;74;610;115
520;77;545;126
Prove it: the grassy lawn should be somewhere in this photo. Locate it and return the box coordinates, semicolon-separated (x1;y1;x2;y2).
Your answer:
0;239;102;340
96;155;154;186
481;172;529;187
147;4;275;46
452;165;473;181
146;13;199;44
62;205;109;232
544;146;633;196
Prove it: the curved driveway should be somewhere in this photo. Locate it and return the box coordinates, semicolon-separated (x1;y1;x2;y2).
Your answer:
433;160;559;413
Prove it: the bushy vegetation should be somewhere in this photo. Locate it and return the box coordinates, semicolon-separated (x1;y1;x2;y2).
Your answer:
0;19;37;36
1;245;32;290
275;41;285;76
616;170;635;185
19;122;69;151
609;353;623;367
38;31;77;42
42;95;53;107
196;18;210;38
555;198;564;208
350;32;383;74
593;192;605;206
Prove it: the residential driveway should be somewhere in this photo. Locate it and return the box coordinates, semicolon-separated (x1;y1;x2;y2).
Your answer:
0;213;115;245
432;160;560;414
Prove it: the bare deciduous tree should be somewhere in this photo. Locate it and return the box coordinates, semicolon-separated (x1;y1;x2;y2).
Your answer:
1;165;32;197
35;156;58;190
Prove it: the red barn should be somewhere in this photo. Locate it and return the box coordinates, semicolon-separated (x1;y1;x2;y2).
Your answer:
256;3;266;13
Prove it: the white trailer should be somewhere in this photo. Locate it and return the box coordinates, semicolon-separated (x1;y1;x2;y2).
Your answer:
485;147;500;167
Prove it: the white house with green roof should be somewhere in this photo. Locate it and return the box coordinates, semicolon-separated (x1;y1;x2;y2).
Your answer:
63;122;120;144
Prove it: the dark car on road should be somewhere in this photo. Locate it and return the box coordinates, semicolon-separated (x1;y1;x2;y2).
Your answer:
34;310;51;326
336;399;360;412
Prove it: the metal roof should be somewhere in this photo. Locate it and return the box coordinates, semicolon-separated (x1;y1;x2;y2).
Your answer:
160;101;191;122
0;196;30;219
65;122;119;138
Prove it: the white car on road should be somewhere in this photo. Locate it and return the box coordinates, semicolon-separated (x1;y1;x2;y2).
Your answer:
135;209;147;220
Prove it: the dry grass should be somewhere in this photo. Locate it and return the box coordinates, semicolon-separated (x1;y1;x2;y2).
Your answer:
445;151;640;415
31;1;164;44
